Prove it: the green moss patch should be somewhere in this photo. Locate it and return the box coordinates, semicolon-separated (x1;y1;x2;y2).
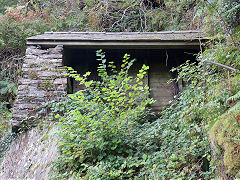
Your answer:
210;102;240;175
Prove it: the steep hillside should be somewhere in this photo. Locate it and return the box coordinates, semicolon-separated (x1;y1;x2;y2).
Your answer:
0;0;239;179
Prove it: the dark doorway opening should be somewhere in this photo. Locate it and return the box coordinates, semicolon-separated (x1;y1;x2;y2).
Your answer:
63;48;198;111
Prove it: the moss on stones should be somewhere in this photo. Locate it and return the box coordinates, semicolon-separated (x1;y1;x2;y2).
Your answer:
39;80;56;90
40;124;53;142
28;63;41;68
209;102;240;176
28;70;39;79
30;162;41;175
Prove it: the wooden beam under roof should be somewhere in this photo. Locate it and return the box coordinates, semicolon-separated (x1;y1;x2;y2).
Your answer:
27;31;206;49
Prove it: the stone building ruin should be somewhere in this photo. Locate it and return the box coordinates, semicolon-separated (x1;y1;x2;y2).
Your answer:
11;31;204;130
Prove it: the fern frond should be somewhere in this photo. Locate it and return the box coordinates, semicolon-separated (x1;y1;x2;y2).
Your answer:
228;101;240;114
226;90;240;104
0;81;9;87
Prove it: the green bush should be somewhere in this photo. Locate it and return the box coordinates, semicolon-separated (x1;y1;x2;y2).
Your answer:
50;50;214;179
0;39;4;46
0;102;11;139
167;42;240;177
0;8;52;51
0;0;17;14
53;50;153;178
203;41;240;70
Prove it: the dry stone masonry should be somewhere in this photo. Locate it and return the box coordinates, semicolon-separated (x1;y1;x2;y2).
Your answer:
11;45;67;131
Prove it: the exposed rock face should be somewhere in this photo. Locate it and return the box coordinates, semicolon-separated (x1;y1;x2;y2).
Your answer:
11;45;67;132
0;124;59;179
0;45;66;179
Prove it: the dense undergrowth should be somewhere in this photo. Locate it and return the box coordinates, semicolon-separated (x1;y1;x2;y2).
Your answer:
50;51;213;179
50;44;240;179
0;103;11;139
0;0;239;179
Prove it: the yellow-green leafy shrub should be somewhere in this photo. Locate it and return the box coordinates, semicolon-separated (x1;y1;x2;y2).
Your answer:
50;51;214;179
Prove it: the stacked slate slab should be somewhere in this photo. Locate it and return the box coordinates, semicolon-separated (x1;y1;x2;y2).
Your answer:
12;45;67;132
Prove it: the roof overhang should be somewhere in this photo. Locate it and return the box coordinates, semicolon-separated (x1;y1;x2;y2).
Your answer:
27;31;207;49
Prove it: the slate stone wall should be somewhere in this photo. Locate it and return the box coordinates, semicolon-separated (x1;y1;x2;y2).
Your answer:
11;45;67;131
